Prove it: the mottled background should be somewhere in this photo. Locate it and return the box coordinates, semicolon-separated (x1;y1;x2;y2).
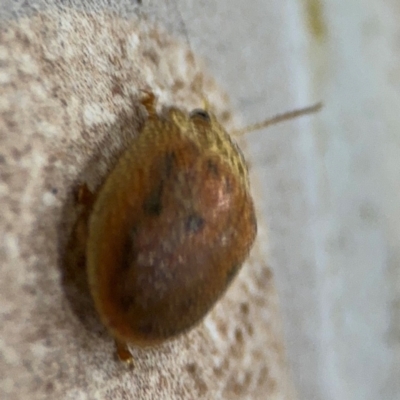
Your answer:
1;1;399;400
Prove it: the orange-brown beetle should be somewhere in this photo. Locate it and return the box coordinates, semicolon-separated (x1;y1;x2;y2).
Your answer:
76;91;320;363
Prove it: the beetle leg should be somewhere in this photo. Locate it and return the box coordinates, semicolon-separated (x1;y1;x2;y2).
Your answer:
115;339;134;365
139;90;157;117
76;183;95;208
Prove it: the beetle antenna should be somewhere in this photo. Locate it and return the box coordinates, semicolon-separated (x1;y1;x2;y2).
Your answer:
233;102;323;136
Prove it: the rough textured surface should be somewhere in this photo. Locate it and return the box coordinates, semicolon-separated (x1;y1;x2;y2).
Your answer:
0;9;295;400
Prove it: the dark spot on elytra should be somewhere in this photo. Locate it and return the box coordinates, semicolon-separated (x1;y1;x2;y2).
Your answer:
143;181;164;216
164;151;177;178
185;213;205;234
207;159;219;177
120;225;138;270
119;293;135;312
